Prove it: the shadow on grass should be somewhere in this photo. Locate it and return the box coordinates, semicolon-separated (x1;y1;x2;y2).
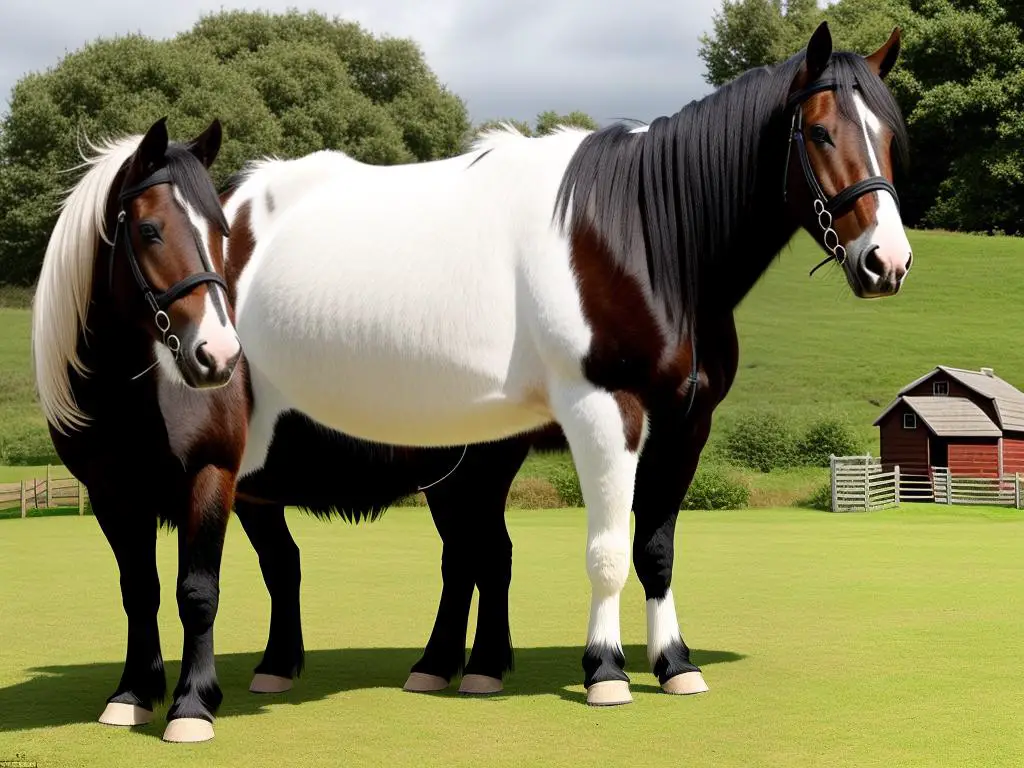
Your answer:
0;645;745;737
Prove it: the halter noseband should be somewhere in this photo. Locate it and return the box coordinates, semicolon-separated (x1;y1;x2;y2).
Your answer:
110;166;228;357
783;79;901;277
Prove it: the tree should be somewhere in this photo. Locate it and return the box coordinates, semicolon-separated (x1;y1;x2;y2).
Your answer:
697;0;1024;235
0;10;470;285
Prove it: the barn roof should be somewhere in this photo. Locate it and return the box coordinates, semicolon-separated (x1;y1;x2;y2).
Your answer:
896;366;1024;433
873;395;1002;437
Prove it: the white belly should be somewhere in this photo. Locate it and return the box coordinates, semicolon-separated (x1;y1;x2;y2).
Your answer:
236;197;552;447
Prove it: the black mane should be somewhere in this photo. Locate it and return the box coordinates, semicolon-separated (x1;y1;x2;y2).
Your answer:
554;49;908;342
164;143;231;236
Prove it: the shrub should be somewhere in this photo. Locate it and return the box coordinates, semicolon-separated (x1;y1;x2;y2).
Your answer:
682;466;750;510
508;477;562;509
800;482;833;511
0;427;60;466
796;418;860;467
723;412;796;472
549;464;584;507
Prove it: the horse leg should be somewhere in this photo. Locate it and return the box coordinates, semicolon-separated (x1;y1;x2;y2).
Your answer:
551;383;642;706
632;407;713;695
162;465;232;743
458;439;530;695
234;499;304;694
404;486;476;693
91;495;164;727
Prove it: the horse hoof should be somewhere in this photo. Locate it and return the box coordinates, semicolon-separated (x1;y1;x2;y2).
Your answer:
662;671;709;695
403;672;449;693
250;673;293;694
163;718;215;743
458;674;503;695
586;680;632;706
99;702;153;726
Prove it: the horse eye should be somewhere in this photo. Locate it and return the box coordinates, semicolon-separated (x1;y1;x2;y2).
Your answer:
810;125;833;146
138;222;162;243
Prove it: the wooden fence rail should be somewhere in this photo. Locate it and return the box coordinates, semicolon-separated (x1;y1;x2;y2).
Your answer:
830;455;899;512
0;469;88;518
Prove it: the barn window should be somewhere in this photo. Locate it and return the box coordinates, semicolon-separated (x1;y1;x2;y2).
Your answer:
933;381;949;396
903;413;917;430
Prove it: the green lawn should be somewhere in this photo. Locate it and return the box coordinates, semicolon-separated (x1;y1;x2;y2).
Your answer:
1;505;1022;766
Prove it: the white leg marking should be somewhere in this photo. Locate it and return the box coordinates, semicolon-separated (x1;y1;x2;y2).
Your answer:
550;383;639;660
646;589;682;667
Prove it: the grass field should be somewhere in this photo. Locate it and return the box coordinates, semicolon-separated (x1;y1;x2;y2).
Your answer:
1;506;1022;767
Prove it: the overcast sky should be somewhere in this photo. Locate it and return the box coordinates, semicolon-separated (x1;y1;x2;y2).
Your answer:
0;0;723;125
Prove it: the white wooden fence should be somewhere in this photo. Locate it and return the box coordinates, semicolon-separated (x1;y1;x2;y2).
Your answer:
830;456;1024;509
830;455;900;512
931;467;1022;507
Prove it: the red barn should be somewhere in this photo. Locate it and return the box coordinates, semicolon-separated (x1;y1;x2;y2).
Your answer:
874;366;1024;479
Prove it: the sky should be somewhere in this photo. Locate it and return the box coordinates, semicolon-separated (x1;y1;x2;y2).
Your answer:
0;0;723;125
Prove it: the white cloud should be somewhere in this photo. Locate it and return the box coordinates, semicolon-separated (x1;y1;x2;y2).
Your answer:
0;0;721;124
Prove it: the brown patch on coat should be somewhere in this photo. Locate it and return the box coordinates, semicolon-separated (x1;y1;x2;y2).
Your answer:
612;391;645;452
224;201;255;306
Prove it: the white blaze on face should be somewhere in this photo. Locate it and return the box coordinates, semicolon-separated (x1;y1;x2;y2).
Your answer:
850;93;912;283
174;189;241;370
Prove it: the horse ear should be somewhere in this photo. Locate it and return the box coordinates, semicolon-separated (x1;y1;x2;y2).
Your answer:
133;117;169;175
865;27;902;79
805;21;833;81
186;118;223;169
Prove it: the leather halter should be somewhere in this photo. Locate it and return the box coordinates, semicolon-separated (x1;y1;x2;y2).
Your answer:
783;79;901;276
109;166;228;356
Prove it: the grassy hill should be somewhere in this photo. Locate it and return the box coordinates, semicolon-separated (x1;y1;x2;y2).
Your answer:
2;227;1022;495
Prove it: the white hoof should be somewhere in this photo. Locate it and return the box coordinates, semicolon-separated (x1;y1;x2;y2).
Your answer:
163;718;215;743
250;673;293;694
99;702;153;726
403;672;449;693
662;671;709;695
458;674;503;695
586;680;632;706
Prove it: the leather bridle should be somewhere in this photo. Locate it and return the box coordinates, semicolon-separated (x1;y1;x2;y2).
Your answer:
782;79;901;277
109;166;228;356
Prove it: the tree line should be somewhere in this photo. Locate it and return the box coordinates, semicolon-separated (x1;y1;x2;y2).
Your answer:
2;3;1019;286
700;0;1024;236
0;10;598;285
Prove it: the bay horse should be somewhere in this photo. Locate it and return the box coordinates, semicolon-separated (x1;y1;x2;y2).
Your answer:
31;117;244;743
229;21;912;708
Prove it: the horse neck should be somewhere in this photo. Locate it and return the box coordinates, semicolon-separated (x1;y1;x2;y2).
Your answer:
79;253;159;383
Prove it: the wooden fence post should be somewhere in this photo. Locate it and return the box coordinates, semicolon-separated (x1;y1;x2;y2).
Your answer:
894;464;901;506
20;479;26;519
864;454;870;511
44;464;51;508
946;470;953;505
1016;473;1021;510
78;479;84;516
830;455;837;512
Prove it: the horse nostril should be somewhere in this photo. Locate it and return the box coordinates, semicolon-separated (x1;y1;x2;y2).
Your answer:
905;252;913;272
863;245;886;278
194;342;213;372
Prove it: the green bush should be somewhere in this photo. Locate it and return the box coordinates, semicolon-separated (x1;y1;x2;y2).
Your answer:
796;418;860;467
549;464;584;507
0;427;59;466
682;466;750;510
800;482;833;512
723;412;796;472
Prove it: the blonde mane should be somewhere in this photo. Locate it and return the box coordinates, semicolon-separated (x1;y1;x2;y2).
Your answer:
31;134;143;434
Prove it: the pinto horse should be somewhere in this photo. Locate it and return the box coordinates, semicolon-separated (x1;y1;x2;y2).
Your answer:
229;22;912;708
